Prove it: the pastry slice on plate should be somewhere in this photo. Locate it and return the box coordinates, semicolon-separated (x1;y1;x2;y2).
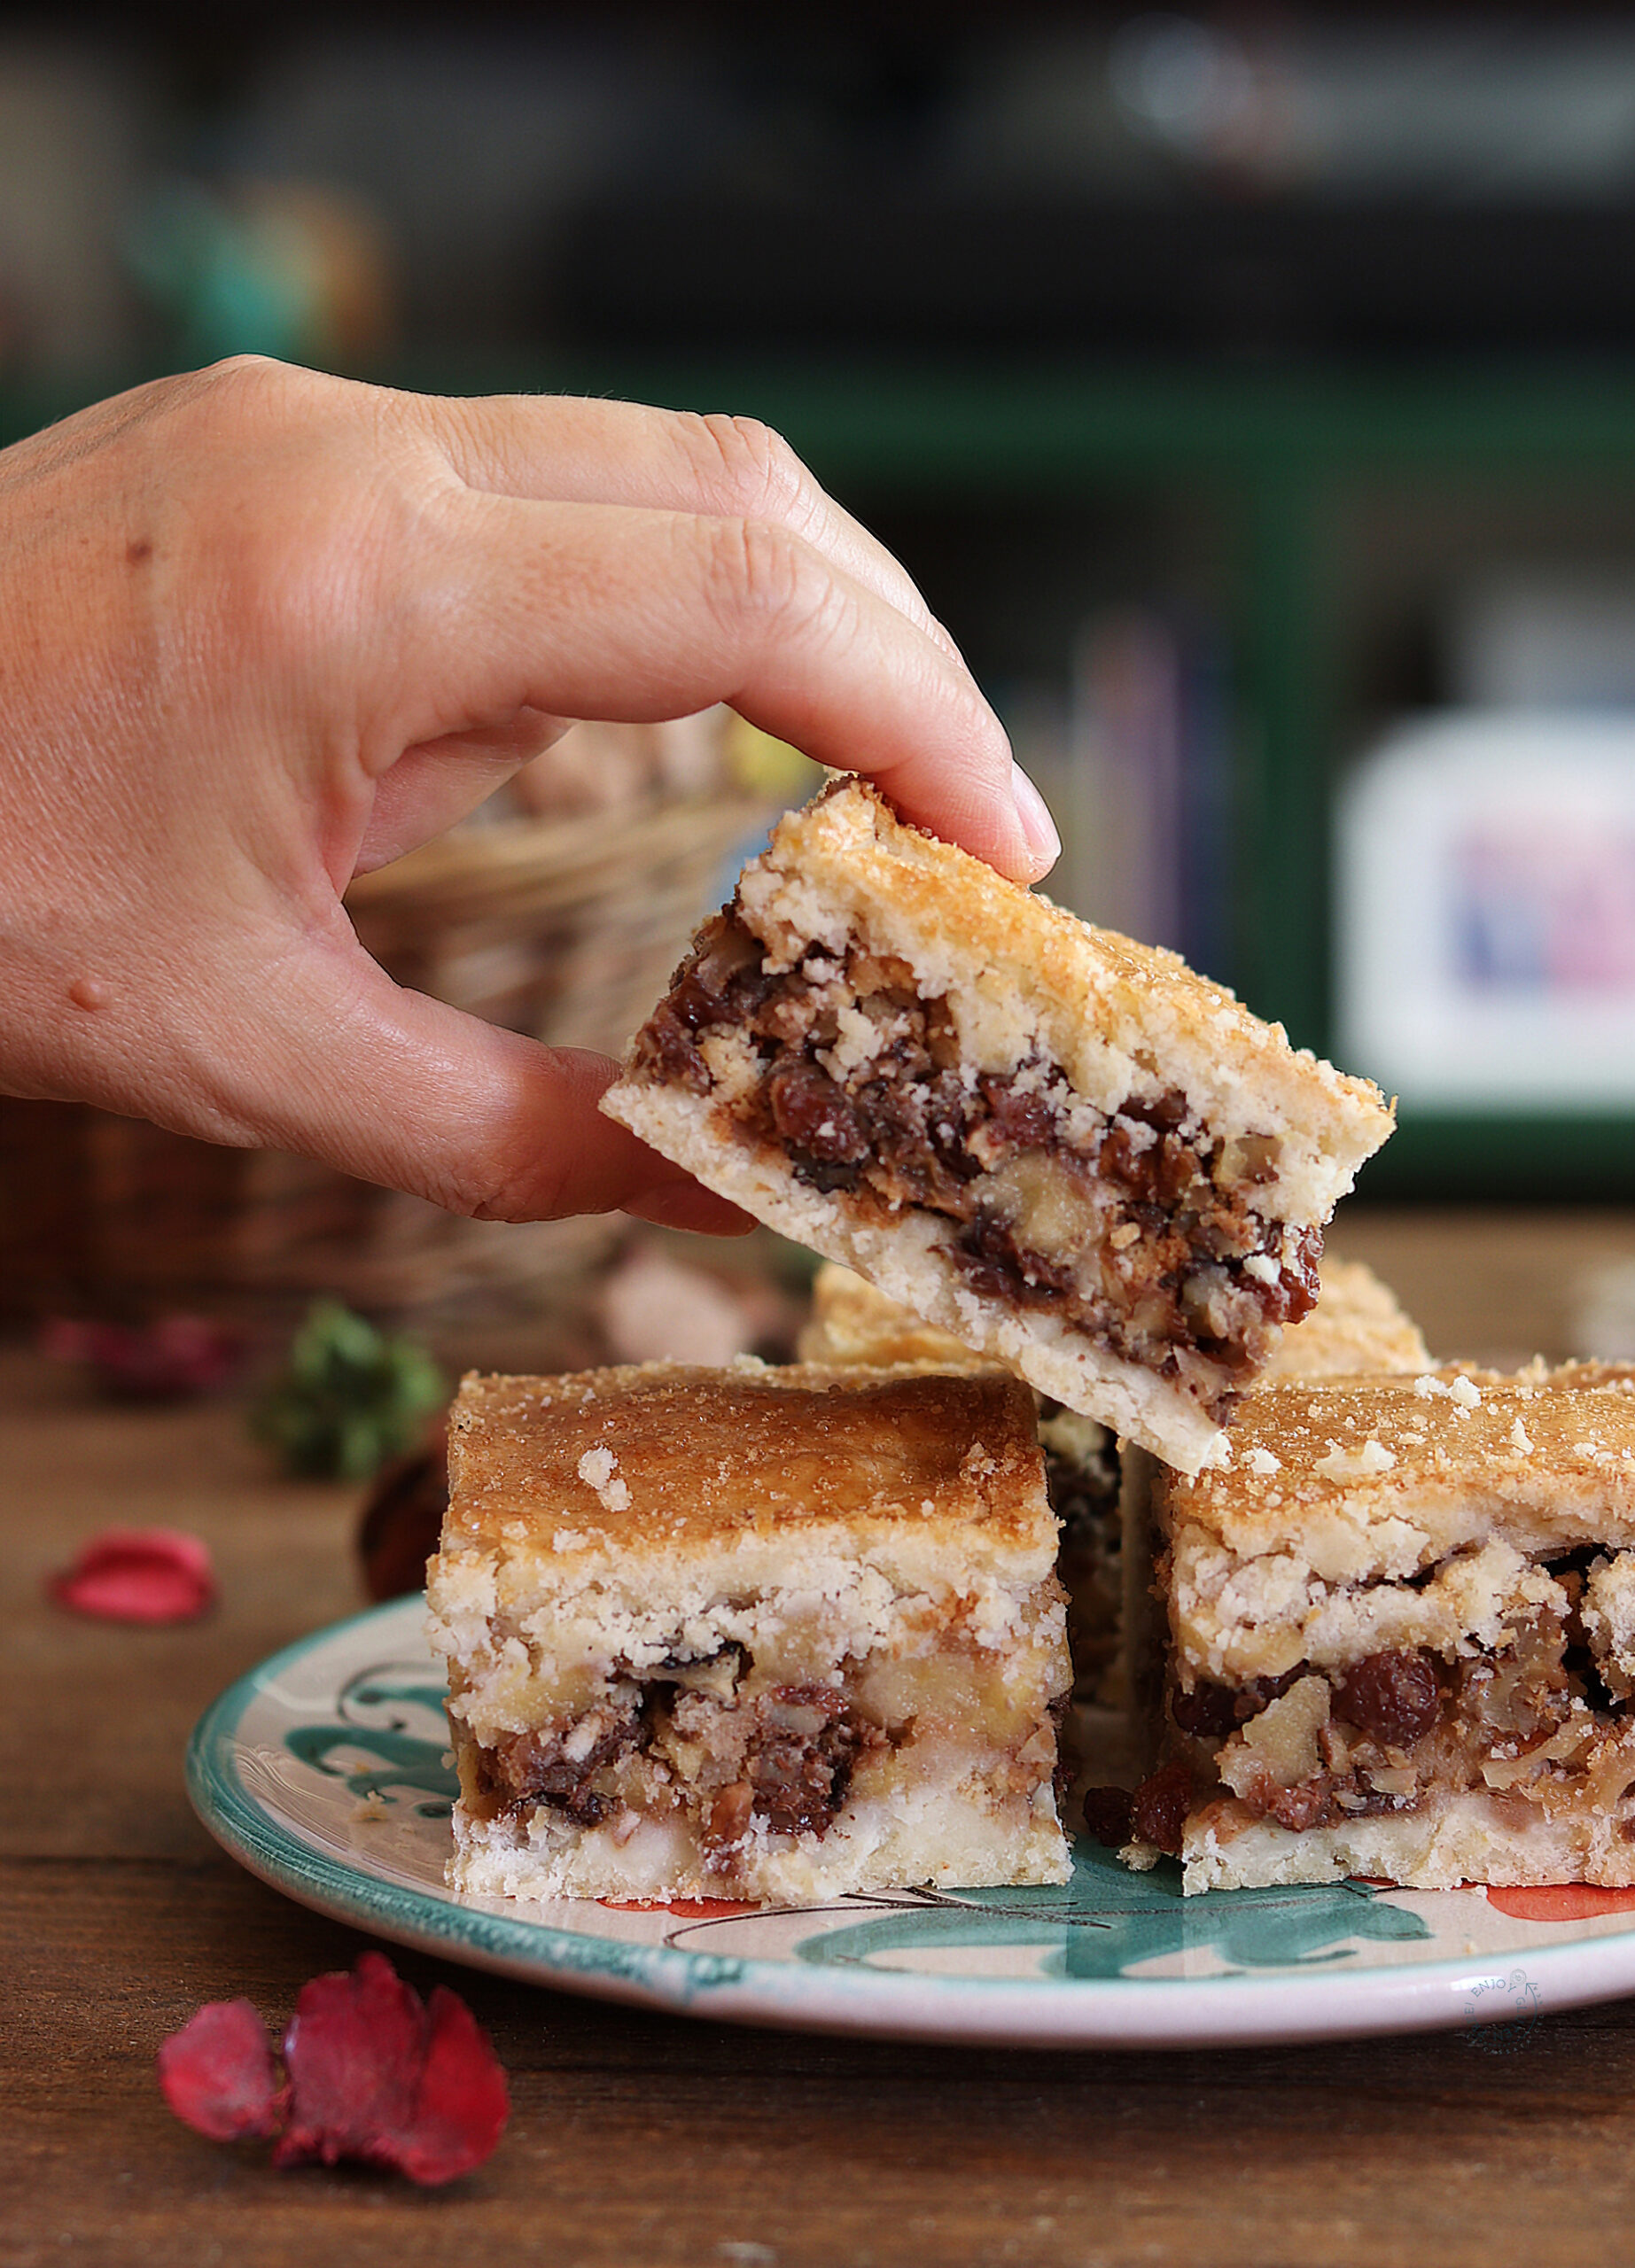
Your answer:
1115;1362;1635;1891
427;1359;1072;1903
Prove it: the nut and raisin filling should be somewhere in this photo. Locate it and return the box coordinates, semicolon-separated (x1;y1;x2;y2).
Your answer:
462;1645;886;1852
1097;1549;1635;1854
633;911;1319;1409
456;1632;1053;1870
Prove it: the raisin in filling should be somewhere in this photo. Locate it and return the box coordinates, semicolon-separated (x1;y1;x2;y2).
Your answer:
1148;1589;1635;1844
632;910;1318;1402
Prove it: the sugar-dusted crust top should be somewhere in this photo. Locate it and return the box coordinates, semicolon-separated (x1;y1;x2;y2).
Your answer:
726;781;1393;1206
1162;1362;1635;1574
440;1359;1052;1586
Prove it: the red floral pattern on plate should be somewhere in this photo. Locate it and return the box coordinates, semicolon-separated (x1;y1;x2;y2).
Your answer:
1485;1884;1635;1922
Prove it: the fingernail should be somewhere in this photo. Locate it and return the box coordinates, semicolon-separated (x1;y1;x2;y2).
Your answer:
1010;761;1061;876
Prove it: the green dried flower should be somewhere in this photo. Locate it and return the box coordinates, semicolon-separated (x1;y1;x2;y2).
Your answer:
252;1301;447;1481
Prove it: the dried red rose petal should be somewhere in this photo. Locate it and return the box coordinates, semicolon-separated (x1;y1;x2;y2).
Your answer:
49;1527;215;1623
276;1953;507;2185
157;1999;285;2142
388;1985;514;2186
41;1313;245;1399
157;1954;507;2186
276;1952;424;2171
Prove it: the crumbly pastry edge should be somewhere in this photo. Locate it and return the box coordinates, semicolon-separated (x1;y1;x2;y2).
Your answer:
1182;1785;1635;1893
435;1578;1076;1901
445;1738;1073;1902
600;1078;1228;1473
1154;1363;1635;1573
428;1558;1069;1745
436;1571;1074;1901
441;1705;1070;1905
431;1526;1060;1640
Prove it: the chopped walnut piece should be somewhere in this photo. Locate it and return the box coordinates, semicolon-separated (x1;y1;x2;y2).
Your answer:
1218;1674;1331;1797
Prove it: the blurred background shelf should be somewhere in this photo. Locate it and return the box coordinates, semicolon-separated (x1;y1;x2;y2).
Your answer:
21;352;1635;1195
7;5;1635;1213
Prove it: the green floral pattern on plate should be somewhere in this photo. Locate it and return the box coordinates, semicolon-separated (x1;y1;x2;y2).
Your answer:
794;1845;1429;1979
283;1664;455;1817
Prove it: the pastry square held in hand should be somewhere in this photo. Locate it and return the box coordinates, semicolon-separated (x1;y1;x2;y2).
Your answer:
427;1360;1073;1904
603;781;1393;1472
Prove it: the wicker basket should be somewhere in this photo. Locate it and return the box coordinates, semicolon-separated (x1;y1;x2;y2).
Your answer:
0;793;766;1326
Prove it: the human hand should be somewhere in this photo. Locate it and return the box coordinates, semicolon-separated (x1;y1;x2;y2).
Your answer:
0;357;1057;1227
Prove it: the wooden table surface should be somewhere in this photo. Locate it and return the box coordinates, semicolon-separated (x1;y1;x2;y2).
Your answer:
11;1207;1635;2268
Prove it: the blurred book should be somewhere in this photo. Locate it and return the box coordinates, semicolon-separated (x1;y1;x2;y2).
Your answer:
1045;608;1230;979
1337;713;1635;1111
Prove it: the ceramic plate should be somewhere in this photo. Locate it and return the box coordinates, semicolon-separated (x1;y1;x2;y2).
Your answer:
190;1596;1635;2049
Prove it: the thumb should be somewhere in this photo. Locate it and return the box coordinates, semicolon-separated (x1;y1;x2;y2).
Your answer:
174;926;747;1229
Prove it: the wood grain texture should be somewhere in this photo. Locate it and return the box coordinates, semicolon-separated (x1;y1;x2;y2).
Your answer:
1327;1204;1635;1371
7;1223;1635;2268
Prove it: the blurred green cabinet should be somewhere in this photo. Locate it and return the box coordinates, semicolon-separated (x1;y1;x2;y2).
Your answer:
11;354;1635;1196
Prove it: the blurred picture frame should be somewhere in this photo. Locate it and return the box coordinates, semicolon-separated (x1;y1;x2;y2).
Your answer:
1336;714;1635;1113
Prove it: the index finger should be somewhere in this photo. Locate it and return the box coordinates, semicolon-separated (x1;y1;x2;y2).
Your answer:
371;492;1053;882
395;391;966;668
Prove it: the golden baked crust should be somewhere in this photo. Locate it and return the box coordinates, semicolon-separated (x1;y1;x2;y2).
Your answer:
728;781;1393;1177
1166;1362;1635;1568
443;1360;1050;1576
